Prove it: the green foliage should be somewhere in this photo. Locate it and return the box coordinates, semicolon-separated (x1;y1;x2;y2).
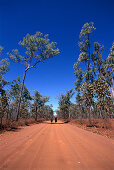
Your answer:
102;43;114;99
33;90;49;107
8;32;59;120
41;105;53;119
94;78;112;118
20;100;30;118
74;22;113;119
0;47;9;124
58;89;74;107
0;47;10;91
32;90;50;120
74;22;96;119
58;89;74;119
8;77;32;102
94;78;110;99
8;32;59;70
0;90;8;121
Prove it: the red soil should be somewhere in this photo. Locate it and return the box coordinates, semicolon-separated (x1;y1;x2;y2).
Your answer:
0;120;114;169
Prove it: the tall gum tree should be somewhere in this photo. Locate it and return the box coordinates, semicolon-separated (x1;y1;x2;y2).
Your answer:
74;22;96;120
74;23;112;119
57;89;74;119
8;32;59;121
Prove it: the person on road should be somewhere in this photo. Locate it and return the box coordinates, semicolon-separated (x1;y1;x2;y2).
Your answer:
51;117;53;123
55;117;57;123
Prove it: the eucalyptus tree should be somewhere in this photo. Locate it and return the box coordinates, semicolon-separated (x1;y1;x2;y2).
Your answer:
8;32;59;120
42;105;53;120
68;103;79;118
8;77;32;102
74;66;83;117
103;43;114;99
74;23;113;119
20;100;31;119
94;43;114;118
56;109;61;119
58;89;74;119
92;42;105;117
78;22;96;83
0;47;9;127
8;77;32;118
0;47;9;92
93;42;104;74
74;22;96;119
32;90;49;121
94;78;111;118
92;42;113;118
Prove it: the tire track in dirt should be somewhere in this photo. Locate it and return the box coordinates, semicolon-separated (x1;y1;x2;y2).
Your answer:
59;124;114;170
0;124;48;169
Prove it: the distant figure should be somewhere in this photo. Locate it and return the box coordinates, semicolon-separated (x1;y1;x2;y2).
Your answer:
51;117;53;123
55;117;57;123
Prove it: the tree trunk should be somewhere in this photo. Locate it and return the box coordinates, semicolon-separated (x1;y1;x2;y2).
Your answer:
0;116;2;129
6;104;9;119
35;106;38;121
111;84;114;100
16;69;27;121
68;110;70;119
88;105;91;123
35;114;38;121
88;106;90;120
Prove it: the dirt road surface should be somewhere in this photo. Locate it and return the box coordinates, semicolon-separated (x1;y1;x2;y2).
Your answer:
0;121;114;170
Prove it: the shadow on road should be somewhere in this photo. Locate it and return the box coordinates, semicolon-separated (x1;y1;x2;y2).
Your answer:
7;127;23;132
43;122;65;124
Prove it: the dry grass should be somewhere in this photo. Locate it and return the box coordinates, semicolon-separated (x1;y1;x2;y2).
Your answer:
0;118;45;132
69;118;114;139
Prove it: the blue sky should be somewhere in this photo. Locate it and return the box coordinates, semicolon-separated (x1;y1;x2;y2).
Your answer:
0;0;114;111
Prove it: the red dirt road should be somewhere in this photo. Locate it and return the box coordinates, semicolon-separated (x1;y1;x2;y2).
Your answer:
0;121;114;170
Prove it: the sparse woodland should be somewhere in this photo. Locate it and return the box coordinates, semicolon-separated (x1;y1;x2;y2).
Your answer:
0;22;114;130
0;32;59;129
57;23;114;121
